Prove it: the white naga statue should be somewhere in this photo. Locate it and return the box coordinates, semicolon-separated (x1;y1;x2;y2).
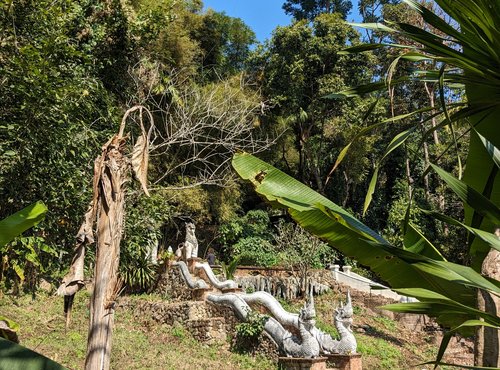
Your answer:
176;222;199;260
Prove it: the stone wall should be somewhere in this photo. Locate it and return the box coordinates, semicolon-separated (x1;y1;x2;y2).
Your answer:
120;297;279;360
155;265;194;302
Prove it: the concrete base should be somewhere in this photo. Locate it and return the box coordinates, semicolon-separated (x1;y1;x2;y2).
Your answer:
324;354;362;370
278;357;327;370
191;287;213;301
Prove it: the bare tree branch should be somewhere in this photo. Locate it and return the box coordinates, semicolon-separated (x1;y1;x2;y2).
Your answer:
128;65;278;188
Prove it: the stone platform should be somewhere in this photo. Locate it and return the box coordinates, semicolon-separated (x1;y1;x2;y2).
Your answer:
278;357;328;370
325;354;362;370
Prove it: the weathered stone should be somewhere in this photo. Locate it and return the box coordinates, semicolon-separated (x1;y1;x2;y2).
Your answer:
325;354;362;370
191;287;213;301
278;357;328;370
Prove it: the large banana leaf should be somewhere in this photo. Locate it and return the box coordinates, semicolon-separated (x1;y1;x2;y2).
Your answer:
331;1;500;274
0;201;47;248
0;338;67;370
231;153;500;331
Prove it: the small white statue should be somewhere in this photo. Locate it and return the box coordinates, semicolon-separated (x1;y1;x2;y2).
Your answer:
184;222;198;259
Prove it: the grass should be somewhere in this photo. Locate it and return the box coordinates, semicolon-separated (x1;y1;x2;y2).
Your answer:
1;289;472;370
357;335;403;369
0;292;275;370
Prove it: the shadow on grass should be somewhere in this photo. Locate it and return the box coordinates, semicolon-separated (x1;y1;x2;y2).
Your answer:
361;325;404;347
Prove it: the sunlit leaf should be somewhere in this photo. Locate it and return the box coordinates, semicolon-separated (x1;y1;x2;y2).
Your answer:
0;202;47;248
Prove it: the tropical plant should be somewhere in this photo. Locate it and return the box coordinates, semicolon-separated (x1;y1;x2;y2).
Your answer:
0;202;49;292
337;2;500;366
120;252;158;293
0;201;48;343
235;310;268;340
0;337;66;370
221;256;240;281
218;209;275;266
238;0;500;356
233;145;499;367
0;202;66;369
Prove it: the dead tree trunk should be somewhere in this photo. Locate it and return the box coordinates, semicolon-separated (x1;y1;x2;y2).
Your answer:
83;106;151;370
85;135;129;370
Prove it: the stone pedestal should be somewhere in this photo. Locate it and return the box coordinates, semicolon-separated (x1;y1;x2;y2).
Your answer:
187;257;203;274
324;354;362;370
278;357;327;370
221;287;243;294
191;287;212;301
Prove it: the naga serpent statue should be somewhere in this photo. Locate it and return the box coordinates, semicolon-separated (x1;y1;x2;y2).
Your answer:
239;290;357;355
207;293;320;358
195;262;238;290
311;291;357;355
171;224;356;357
172;261;208;289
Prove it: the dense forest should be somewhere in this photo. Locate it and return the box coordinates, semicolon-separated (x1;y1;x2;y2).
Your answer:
0;0;469;292
2;0;500;368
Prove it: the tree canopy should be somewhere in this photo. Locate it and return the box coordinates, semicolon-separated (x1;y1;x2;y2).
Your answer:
283;0;353;20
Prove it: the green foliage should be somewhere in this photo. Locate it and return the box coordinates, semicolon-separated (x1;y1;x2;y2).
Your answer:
0;338;67;370
194;9;256;79
234;1;500;366
120;192;174;292
249;11;384;218
120;256;157;293
219;210;272;245
3;236;58;292
0;202;51;292
218;210;276;266
232;153;499;332
0;0;121;276
0;0;258;289
235;310;268;340
273;220;337;270
221;256;240;280
0;202;47;248
232;237;277;267
0;203;64;368
283;0;353;20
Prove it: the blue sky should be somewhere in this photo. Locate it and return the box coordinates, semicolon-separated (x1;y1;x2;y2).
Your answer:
202;0;362;42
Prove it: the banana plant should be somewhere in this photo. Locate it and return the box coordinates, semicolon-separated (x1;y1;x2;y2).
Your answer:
0;201;48;287
232;152;500;366
234;1;500;367
0;202;67;369
331;0;500;270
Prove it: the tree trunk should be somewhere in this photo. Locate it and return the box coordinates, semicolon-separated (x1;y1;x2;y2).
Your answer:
424;82;440;145
475;230;500;367
85;136;129;370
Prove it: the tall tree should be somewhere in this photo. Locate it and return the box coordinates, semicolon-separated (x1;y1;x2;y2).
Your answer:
193;10;256;80
283;0;353;20
250;13;379;207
